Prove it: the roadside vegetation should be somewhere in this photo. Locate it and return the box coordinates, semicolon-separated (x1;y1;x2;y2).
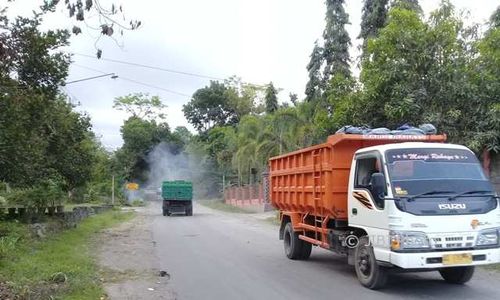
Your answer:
0;210;134;299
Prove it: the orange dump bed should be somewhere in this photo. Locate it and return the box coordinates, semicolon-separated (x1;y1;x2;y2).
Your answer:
269;134;446;221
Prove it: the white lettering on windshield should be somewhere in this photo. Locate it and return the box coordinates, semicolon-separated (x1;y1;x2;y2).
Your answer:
391;153;469;161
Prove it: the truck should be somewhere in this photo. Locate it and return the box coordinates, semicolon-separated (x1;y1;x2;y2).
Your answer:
161;180;193;216
269;133;499;289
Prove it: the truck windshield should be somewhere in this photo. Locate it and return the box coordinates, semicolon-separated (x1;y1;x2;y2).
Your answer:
385;148;493;198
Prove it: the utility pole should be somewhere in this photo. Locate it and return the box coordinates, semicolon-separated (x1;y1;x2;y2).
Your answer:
111;175;115;205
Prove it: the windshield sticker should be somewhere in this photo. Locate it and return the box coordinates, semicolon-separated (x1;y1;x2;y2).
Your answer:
394;187;408;195
390;153;469;161
386;149;477;163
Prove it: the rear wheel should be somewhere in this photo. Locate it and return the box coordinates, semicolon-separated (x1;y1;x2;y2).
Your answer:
283;222;311;260
439;266;474;284
162;209;168;216
186;204;193;216
354;236;387;289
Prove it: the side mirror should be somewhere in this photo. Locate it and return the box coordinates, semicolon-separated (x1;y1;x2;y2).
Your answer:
370;172;386;207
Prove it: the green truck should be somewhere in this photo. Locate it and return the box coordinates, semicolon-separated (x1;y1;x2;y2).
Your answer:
161;180;193;216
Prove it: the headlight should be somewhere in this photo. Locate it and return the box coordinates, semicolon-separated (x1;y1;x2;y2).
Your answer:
476;229;499;246
390;231;430;251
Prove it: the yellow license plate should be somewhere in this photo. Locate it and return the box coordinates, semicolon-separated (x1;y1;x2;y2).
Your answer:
442;253;473;265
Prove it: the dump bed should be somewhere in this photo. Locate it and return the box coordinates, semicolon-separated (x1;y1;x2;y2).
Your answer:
161;180;193;201
268;134;446;220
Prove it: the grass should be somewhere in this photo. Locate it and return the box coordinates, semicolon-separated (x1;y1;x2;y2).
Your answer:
199;200;253;214
0;210;134;299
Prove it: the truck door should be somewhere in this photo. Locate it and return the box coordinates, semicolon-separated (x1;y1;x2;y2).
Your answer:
349;151;389;233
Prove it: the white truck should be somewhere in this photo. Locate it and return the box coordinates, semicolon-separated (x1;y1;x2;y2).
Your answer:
270;134;500;289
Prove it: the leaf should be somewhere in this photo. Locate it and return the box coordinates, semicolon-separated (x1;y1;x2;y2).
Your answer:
72;26;82;35
85;0;92;11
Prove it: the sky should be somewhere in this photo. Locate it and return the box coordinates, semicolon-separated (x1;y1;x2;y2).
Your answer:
3;0;499;149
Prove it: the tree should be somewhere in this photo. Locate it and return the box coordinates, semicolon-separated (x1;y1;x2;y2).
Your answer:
264;82;278;113
113;93;167;120
289;93;298;106
391;0;422;14
359;1;495;152
322;0;351;83
183;81;239;133
359;0;389;54
305;40;324;101
0;14;70;98
489;6;500;29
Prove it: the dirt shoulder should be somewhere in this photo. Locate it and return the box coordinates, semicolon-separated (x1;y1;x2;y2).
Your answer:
96;205;176;300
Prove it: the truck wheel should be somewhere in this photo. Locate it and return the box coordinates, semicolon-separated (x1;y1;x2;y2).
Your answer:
162;209;169;216
354;236;387;289
439;266;474;284
283;222;311;260
186;205;193;216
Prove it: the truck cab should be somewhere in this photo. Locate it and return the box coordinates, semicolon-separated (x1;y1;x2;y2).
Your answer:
348;143;499;286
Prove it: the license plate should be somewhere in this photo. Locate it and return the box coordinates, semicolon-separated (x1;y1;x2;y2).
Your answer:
442;253;473;265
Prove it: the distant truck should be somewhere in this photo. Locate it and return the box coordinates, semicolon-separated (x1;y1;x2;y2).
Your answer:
269;133;499;289
161;180;193;216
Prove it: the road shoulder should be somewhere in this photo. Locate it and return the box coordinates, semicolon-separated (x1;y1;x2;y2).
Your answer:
96;206;176;299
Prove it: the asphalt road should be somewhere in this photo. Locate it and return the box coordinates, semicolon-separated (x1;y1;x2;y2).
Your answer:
152;203;500;300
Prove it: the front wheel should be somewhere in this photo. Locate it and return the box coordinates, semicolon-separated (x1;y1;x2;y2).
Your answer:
162;209;169;216
354;236;388;289
439;266;474;284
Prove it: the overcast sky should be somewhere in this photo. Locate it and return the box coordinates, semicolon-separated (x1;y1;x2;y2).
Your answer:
4;0;499;148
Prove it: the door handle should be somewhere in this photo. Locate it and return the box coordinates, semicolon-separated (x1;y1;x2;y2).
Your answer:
352;208;357;215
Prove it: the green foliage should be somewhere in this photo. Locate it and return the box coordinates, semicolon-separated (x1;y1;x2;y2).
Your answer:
113;93;166;120
353;1;499;153
305;40;324;101
0;211;134;299
183;81;239;133
359;0;389;54
264;82;279;113
0;10;108;203
490;6;500;29
323;0;352;82
390;0;422;14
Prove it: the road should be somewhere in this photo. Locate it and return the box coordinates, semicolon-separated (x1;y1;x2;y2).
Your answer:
150;202;500;300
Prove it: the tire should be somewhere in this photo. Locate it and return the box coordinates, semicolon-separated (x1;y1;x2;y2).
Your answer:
162;209;168;216
354;236;388;289
186;205;193;216
439;266;475;284
283;222;312;260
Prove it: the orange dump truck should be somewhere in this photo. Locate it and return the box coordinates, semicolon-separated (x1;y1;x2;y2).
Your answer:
269;133;500;289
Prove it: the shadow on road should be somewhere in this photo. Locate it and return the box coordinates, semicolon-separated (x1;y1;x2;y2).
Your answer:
304;250;481;298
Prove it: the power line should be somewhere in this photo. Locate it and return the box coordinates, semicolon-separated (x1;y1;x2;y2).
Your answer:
71;63;192;97
119;76;191;97
72;52;225;81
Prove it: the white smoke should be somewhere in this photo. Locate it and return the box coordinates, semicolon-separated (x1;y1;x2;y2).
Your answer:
141;142;221;200
144;142;192;190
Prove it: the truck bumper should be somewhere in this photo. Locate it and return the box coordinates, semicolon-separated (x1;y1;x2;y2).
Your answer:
387;248;500;269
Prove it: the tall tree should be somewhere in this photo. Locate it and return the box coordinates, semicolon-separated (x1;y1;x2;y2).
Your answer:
490;6;500;29
305;40;324;101
113;93;167;120
391;0;422;14
359;0;389;54
183;81;239;133
264;82;279;113
322;0;351;83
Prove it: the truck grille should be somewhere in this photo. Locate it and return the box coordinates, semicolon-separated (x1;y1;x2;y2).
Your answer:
429;234;475;249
